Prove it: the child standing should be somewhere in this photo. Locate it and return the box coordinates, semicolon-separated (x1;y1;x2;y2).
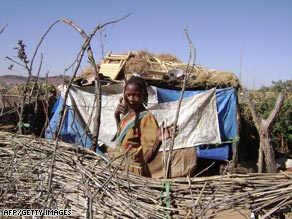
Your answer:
111;76;173;177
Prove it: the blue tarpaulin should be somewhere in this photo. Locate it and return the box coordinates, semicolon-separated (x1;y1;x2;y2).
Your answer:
46;96;104;157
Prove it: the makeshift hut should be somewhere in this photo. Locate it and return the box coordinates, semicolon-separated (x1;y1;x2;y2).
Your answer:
45;51;241;178
2;51;291;218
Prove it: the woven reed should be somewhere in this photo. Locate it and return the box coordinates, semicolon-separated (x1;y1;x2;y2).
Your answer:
0;131;291;218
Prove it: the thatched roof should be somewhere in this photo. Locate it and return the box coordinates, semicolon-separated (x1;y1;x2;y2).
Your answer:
1;131;291;218
76;51;240;90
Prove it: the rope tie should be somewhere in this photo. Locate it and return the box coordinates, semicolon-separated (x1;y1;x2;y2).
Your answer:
160;181;171;218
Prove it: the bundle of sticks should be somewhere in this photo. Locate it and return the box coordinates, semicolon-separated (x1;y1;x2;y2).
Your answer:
0;131;291;218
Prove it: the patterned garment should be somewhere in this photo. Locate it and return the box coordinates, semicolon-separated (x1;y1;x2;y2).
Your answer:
112;110;158;177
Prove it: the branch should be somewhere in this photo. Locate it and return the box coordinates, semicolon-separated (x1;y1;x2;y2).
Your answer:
44;17;131;218
241;88;262;132
28;53;43;104
29;20;60;71
0;24;8;34
5;56;26;68
61;13;131;39
166;26;196;178
61;14;131;151
264;91;286;129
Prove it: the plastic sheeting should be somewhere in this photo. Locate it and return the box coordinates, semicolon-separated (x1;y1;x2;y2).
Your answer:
148;87;221;150
46;84;238;161
155;87;238;161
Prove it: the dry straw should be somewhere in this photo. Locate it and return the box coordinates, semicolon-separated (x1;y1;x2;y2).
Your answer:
0;131;291;218
75;50;240;90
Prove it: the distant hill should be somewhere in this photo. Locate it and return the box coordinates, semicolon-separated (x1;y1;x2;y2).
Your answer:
0;75;70;89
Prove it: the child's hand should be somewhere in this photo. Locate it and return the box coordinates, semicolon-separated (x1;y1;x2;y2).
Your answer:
114;97;127;118
157;122;176;142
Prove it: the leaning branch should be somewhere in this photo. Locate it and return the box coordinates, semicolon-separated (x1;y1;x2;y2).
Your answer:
0;24;8;34
45;16;131;219
242;88;262;133
165;27;196;178
30;20;60;71
264;91;286;129
61;14;131;151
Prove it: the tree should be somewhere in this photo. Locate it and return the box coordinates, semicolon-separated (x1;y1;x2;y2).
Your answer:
258;80;292;156
260;80;292;92
241;88;286;173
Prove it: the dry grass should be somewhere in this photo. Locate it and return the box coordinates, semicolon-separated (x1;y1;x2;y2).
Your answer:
75;50;240;89
0;131;291;218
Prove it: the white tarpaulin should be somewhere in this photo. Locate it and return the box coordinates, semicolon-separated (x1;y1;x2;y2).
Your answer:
148;87;221;151
58;83;221;150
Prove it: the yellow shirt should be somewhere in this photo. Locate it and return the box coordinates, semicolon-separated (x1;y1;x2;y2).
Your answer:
113;110;158;177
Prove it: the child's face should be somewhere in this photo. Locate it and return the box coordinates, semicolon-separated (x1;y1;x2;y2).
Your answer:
124;83;144;110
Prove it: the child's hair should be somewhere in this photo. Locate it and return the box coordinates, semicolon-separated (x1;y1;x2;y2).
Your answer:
124;76;148;106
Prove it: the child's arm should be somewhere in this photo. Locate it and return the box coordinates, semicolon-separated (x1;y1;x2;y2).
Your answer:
114;97;127;128
144;123;174;163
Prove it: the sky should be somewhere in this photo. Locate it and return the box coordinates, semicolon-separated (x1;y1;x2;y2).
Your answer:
0;0;291;89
